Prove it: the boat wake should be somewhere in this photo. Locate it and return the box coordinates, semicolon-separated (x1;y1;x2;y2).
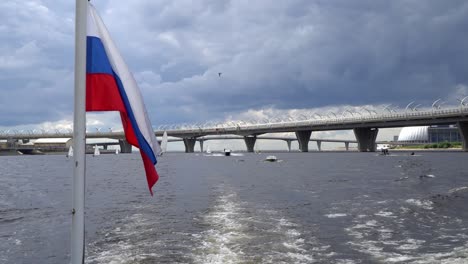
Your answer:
191;185;332;263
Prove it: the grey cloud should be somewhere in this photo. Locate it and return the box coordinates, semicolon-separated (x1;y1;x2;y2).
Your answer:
1;0;468;128
0;1;74;126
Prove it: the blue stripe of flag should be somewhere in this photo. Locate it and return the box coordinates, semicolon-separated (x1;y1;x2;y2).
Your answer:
87;36;113;75
113;72;158;165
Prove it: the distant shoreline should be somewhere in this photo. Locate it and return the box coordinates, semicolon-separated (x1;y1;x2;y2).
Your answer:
391;148;463;152
0;149;465;156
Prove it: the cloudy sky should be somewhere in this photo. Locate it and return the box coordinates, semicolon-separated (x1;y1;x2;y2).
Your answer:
1;0;468;145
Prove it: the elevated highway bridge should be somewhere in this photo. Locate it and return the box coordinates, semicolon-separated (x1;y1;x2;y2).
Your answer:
2;106;468;153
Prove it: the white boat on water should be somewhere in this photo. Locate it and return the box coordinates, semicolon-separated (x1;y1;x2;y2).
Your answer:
93;145;100;156
67;146;73;158
115;149;119;155
376;144;390;151
377;144;391;155
265;155;277;162
160;131;168;156
224;149;231;156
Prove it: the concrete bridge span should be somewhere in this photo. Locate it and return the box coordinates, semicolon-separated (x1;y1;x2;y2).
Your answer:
2;107;468;153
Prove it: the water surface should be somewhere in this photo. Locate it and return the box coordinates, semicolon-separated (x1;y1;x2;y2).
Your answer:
1;152;468;263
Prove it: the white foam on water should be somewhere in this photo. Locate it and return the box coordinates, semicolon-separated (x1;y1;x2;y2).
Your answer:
365;220;379;227
345;228;365;240
396;239;425;251
409;243;468;264
448;186;468;194
270;216;317;263
376;200;389;204
285;252;314;262
192;191;248;264
405;199;433;210
192;186;338;263
325;213;347;218
345;201;468;264
378;228;395;240
277;217;298;228
204;153;225;157
385;255;417;262
400;206;411;213
375;211;396;218
286;229;301;237
335;259;357;264
86;212;163;264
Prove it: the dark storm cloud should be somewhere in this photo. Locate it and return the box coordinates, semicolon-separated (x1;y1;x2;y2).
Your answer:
105;0;468;124
1;0;468;127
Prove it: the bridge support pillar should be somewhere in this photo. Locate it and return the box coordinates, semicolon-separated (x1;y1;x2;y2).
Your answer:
353;128;378;152
285;140;292;152
183;137;196;153
7;139;18;148
317;141;322;151
199;140;204;153
345;142;349;151
295;130;312;152
244;136;257;152
457;122;468;151
103;145;108;150
119;140;133;153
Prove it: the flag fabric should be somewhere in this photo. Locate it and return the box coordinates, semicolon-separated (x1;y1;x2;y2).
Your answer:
86;3;161;195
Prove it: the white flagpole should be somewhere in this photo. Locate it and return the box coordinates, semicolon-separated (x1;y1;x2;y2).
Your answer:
72;0;87;263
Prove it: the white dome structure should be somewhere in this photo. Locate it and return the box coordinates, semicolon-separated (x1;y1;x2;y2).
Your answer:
398;126;429;142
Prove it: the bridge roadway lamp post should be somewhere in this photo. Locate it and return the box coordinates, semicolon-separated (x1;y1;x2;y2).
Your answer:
405;101;415;118
460;96;468;113
340;111;348;120
361;107;372;118
354;110;363;119
345;109;355;119
412;104;421;112
383;104;392;114
432;99;442;115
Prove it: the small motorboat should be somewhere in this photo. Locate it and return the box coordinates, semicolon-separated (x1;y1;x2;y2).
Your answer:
159;131;168;156
93;145;100;157
66;146;73;158
265;155;277;162
224;149;231;156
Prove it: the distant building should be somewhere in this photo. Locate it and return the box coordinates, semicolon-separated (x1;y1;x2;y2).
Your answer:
33;138;72;152
32;138;119;153
398;125;461;143
0;140;7;149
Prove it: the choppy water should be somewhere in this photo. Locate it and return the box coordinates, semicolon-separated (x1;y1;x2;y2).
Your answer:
2;152;468;263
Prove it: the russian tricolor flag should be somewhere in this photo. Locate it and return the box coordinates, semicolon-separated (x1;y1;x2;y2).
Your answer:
86;3;161;195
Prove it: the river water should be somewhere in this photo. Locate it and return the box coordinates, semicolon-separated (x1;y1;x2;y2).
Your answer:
1;152;468;263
